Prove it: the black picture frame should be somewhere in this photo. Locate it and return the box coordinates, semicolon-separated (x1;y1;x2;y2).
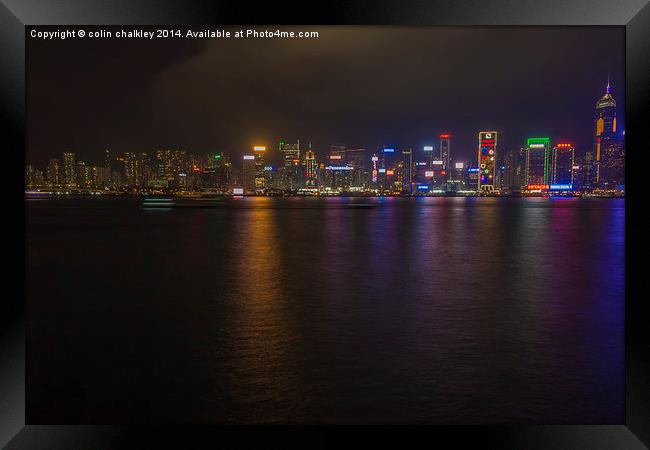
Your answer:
4;0;649;448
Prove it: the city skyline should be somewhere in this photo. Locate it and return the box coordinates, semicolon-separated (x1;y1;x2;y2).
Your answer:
27;26;624;166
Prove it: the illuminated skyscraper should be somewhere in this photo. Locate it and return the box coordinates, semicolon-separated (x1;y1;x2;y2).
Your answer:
593;78;618;186
104;149;112;186
477;131;497;192
525;137;551;187
346;148;366;189
304;146;317;187
253;146;267;189
401;148;413;193
76;161;91;188
46;158;61;186
242;155;256;194
439;134;451;171
63;152;77;187
551;143;575;185
279;140;301;190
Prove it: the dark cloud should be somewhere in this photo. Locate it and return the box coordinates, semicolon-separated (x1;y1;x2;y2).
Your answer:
27;26;624;166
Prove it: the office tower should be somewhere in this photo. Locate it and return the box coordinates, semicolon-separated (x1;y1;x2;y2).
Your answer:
25;165;44;188
76;161;91;188
593;78;618;186
423;144;434;170
370;154;379;187
581;151;596;190
304;146;317;188
279;140;301;190
124;153;138;187
62;152;76;187
280;140;300;163
551;143;575;186
242;155;256;194
525;137;551;186
346;148;366;189
324;145;351;192
402;148;413;193
451;161;465;187
439;134;451;171
104;149;112;186
46;158;61;186
477;131;498;192
252;146;267;189
155;149;187;188
467;163;479;191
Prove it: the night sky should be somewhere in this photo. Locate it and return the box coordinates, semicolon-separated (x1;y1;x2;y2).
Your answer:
27;26;625;167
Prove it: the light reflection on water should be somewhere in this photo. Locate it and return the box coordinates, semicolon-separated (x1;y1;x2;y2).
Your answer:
26;197;624;424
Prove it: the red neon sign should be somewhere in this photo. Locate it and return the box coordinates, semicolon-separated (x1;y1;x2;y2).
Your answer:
439;134;451;139
527;184;549;190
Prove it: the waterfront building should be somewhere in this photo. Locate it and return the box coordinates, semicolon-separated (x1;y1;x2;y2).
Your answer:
477;131;498;192
525;137;551;187
253;146;267;190
401;148;413;193
46;158;61;187
304;146;318;188
279;140;301;190
439;133;451;172
593;78;619;187
551;143;575;185
346;148;366;190
242;155;256;194
63;152;76;187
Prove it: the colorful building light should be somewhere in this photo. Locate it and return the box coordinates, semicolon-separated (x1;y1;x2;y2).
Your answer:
549;184;573;190
425;171;434;177
423;146;433;152
243;155;255;160
253;146;266;152
383;148;395;153
478;131;498;192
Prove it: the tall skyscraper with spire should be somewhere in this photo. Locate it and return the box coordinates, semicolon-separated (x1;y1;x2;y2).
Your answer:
593;77;621;187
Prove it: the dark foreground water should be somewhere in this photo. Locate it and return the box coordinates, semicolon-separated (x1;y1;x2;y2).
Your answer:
26;196;624;424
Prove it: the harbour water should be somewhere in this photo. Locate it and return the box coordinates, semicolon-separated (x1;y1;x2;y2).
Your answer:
26;196;625;424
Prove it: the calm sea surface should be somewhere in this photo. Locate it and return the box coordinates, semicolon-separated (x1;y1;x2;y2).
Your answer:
26;196;625;424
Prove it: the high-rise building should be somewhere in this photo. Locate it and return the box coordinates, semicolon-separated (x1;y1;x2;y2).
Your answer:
502;147;525;193
242;155;256;194
525;137;551;187
25;165;45;188
279;140;301;190
551;143;575;186
346;148;366;189
46;158;61;186
62;152;76;187
104;149;112;186
253;146;267;190
401;148;413;193
439;134;451;172
76;161;91;188
593;78;619;187
304;146;318;188
477;131;498;192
